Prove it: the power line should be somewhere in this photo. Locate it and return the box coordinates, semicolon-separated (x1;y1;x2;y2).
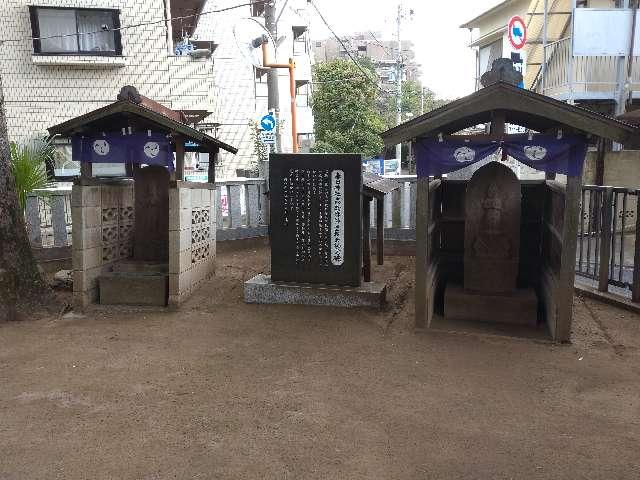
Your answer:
0;0;269;45
368;31;393;59
307;0;383;93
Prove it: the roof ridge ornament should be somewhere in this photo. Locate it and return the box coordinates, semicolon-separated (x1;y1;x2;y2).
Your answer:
480;58;523;88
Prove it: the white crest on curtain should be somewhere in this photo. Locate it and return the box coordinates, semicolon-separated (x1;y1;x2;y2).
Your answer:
523;145;548;161
453;146;476;163
93;139;110;156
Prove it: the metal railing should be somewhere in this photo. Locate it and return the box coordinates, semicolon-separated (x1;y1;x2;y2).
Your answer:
576;185;640;300
541;37;640;101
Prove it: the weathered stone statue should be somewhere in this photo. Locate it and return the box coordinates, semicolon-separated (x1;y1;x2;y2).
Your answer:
464;163;520;293
445;161;537;327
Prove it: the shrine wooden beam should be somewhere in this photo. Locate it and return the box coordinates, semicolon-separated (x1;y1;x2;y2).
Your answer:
414;177;430;330
595;137;606;185
80;161;92;179
174;136;185;181
555;175;583;342
489;110;506;140
376;198;384;266
208;148;218;185
363;197;372;283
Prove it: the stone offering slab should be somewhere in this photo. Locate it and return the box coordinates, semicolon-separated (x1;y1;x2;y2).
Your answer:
444;284;537;327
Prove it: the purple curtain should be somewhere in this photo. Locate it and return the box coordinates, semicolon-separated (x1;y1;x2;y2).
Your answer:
414;134;588;178
72;132;174;171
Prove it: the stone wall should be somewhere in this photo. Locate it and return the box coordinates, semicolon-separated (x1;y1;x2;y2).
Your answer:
168;183;216;306
71;183;134;310
583;150;640;188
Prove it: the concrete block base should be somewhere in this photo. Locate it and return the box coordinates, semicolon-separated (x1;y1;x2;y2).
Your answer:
244;274;386;309
99;272;168;306
444;284;538;327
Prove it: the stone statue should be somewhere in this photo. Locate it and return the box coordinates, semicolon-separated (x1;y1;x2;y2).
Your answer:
472;182;512;259
464;162;520;293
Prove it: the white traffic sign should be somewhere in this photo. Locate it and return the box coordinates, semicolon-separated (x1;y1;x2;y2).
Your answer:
260;131;276;145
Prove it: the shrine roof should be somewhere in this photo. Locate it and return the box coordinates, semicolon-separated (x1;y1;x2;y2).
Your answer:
363;172;401;199
48;99;238;155
381;82;639;146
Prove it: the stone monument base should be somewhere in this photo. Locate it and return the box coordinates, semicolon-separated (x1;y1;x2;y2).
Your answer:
444;284;537;327
244;274;386;309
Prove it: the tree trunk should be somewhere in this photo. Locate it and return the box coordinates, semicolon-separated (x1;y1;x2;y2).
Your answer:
0;75;45;320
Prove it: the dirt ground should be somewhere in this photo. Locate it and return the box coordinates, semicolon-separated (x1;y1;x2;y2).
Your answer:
2;240;640;479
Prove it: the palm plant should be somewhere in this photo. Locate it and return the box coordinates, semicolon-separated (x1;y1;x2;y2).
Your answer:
10;137;56;211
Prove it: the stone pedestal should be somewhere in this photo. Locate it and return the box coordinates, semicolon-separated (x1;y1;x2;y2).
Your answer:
244;274;386;309
444;285;538;327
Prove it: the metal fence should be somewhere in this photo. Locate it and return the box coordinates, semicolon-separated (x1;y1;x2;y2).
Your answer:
25;178;271;249
576;185;640;300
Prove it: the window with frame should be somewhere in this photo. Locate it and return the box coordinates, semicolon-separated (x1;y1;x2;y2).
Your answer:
250;1;265;17
295;83;310;107
29;6;122;55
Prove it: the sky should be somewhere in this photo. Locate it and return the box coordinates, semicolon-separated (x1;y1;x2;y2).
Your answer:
308;0;502;100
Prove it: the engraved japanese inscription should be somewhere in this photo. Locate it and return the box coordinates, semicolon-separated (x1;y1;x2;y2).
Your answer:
270;154;362;286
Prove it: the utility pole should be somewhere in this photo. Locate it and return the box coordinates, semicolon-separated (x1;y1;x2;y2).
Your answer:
264;0;282;153
395;3;403;162
615;0;631;117
541;0;548;94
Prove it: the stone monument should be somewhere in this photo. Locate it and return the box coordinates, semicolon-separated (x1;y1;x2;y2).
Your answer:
244;153;386;308
444;162;537;326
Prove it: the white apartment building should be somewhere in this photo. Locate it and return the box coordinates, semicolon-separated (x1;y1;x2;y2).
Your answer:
0;0;219;176
0;0;314;179
196;0;314;177
461;0;638;116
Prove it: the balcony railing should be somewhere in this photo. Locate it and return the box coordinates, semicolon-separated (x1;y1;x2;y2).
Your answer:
540;37;640;101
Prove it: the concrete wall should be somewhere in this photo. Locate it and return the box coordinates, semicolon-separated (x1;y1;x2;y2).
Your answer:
469;0;529;39
168;184;216;306
583;150;640;188
71;183;134;310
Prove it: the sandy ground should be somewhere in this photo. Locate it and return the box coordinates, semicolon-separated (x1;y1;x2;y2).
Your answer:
1;240;640;479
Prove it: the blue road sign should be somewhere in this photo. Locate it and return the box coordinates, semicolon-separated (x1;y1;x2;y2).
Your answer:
260;112;276;132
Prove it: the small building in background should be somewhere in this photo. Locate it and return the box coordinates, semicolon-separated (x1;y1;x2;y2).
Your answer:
197;0;316;178
461;0;639;117
0;0;218;179
313;32;421;91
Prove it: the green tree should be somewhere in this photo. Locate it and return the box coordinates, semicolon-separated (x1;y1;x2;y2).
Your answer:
311;59;385;157
380;80;449;129
10;137;56;212
0;80;46;320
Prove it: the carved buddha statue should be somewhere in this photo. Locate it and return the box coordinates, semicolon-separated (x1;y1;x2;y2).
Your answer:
472;182;512;259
